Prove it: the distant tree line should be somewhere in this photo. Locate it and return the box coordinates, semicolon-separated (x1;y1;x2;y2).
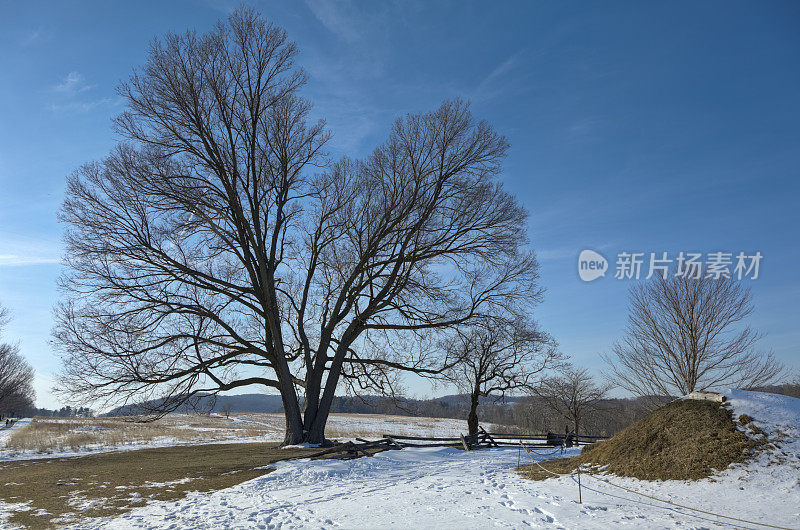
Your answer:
751;379;800;400
30;406;94;418
327;392;651;437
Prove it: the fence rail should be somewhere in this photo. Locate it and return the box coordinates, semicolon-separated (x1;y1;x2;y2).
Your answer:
378;427;608;451
484;432;607;441
305;426;608;459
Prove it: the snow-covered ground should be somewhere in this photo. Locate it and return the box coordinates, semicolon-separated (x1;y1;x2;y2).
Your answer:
0;418;30;447
83;389;799;529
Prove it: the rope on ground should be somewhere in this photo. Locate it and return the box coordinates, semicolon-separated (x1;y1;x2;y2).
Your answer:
581;470;794;530
517;441;793;530
517;440;564;457
522;444;563;457
518;441;572;477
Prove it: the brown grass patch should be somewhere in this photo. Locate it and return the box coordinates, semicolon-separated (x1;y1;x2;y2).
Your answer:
738;414;754;426
518;400;760;482
4;415;273;454
0;442;326;528
5;413;468;456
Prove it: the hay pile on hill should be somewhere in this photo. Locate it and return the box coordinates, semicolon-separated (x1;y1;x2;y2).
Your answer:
519;399;760;481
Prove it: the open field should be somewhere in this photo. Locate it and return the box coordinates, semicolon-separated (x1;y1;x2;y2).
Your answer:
0;390;797;529
0;442;320;528
98;390;800;529
1;413;479;460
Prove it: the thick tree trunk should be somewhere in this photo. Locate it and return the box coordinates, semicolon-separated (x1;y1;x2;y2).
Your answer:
275;357;305;445
467;393;480;436
303;333;357;445
305;412;328;445
302;371;323;435
301;332;335;436
282;403;305;446
306;372;339;445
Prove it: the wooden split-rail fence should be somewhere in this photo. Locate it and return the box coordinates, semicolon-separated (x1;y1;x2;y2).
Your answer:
302;426;607;460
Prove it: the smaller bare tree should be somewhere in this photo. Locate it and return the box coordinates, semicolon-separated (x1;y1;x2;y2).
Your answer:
533;366;612;435
444;319;562;435
0;304;35;416
220;401;234;419
604;273;784;403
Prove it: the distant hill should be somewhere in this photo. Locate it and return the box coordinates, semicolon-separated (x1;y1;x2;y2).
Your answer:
104;392;525;417
434;394;523;406
105;393;285;416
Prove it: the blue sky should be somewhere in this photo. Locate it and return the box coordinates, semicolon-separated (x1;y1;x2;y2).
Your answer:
1;1;798;408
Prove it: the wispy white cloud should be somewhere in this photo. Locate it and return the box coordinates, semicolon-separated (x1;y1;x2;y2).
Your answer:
53;71;96;96
471;50;531;102
484;54;520;86
48;97;116;114
300;3;394;154
202;0;239;14
304;53;391;154
536;247;577;263
47;71;117;115
304;0;364;43
0;235;61;267
0;254;60;267
20;27;47;47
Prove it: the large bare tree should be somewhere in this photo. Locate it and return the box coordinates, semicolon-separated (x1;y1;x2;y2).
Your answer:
55;8;540;444
0;303;35;415
443;319;561;435
604;273;783;402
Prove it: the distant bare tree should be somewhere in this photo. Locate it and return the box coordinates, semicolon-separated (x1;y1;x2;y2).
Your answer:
444;319;561;435
533;366;612;435
220;401;234;419
0;303;35;416
55;7;540;444
604;274;783;403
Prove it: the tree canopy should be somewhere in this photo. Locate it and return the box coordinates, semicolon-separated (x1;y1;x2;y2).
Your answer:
55;7;542;444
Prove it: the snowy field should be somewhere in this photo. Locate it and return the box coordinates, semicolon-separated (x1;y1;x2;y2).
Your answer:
2;390;798;529
98;391;800;530
0;412;488;462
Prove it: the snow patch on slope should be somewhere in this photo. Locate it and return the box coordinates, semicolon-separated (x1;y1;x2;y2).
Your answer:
726;387;800;439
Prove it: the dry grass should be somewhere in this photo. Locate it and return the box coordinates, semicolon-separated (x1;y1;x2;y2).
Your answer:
0;442;324;528
4;415;269;454
3;412;471;456
518;400;760;482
